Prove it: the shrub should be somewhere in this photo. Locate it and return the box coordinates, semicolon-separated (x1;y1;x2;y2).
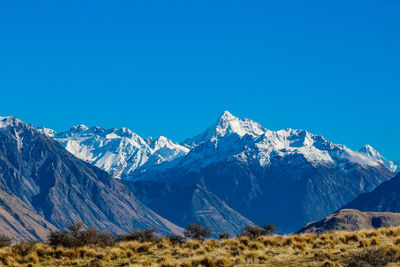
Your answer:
263;224;277;236
80;228;115;247
322;261;334;267
370;237;380;246
48;222;115;248
263;237;279;247
0;234;11;248
282;237;293;246
137;243;151;253
12;241;37;256
27;252;39;264
345;247;398;267
293;242;306;251
48;230;78;247
118;228;159;243
358;239;369;248
167;234;184;245
184;239;201;250
344;233;360;243
386;244;400;258
85;258;104;267
315;250;332;261
363;230;377;238
191;256;215;267
184;224;212;242
248;241;263;250
240;225;266;240
302;233;317;244
218;232;230;240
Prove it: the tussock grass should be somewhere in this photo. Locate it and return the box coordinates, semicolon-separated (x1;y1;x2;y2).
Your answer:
3;227;400;266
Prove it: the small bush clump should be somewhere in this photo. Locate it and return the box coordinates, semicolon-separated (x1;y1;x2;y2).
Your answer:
48;222;115;248
0;234;11;248
184;224;212;242
240;225;266;240
12;241;37;256
239;223;277;240
167;234;184;245
218;232;230;240
345;247;399;267
118;228;160;243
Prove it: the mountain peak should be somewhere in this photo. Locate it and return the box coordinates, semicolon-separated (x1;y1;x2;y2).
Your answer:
0;116;36;132
359;144;384;160
214;111;265;139
52;124;189;179
183;112;265;148
359;144;399;173
69;125;89;133
115;127;135;137
359;144;378;154
0;116;22;128
37;127;56;137
218;110;236;121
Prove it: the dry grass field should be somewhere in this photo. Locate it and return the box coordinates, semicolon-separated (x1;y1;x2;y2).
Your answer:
2;227;400;266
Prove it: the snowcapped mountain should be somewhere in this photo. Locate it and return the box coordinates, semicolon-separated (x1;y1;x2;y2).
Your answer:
35;111;398;234
136;111;397;181
39;125;189;179
130;111;396;233
42;111;398;181
37;126;56;137
183;111;266;148
0;116;182;237
358;144;400;173
189;111;398;173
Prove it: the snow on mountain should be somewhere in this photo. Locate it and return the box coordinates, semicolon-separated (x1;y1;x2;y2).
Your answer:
0;116;183;236
171;111;394;174
31;111;398;234
1;116;31;129
37;127;56;137
358;144;400;173
130;111;396;233
183;111;265;148
41;125;189;179
0;116;13;128
38;111;398;180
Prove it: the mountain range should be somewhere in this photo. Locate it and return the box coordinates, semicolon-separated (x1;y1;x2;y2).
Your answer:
0;116;181;240
39;125;189;179
38;111;399;233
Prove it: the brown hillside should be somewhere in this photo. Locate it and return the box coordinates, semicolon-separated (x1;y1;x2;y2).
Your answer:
298;209;400;234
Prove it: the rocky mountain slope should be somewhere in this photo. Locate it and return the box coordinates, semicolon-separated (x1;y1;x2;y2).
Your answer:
124;181;253;236
298;209;400;234
0;116;182;238
0;187;57;240
343;173;400;213
37;111;398;234
130;111;395;233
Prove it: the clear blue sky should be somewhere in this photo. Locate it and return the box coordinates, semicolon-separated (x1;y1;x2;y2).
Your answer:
0;1;399;160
